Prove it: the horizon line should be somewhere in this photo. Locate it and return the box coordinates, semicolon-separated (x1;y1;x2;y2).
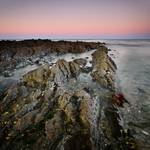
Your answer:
0;37;150;41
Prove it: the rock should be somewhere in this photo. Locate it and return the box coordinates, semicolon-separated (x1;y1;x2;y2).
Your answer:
0;79;17;97
112;93;130;107
69;61;80;77
75;90;91;128
23;64;50;87
0;85;19;112
23;59;81;87
16;100;39;118
91;47;116;88
58;93;78;123
0;40;101;72
15;110;39;131
74;58;87;67
58;93;71;110
3;71;13;77
19;86;29;97
45;111;64;140
82;66;93;73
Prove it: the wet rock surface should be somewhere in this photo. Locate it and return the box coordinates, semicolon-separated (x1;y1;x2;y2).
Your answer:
0;41;137;150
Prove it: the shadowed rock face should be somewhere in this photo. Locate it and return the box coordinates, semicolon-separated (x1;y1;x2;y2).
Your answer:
0;43;137;150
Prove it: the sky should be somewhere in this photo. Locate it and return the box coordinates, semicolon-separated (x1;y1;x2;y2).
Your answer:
0;0;150;39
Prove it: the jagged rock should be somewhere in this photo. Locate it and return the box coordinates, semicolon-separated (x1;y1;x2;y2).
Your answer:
23;64;50;87
15;110;39;131
52;60;72;84
58;93;78;124
69;61;80;77
91;47;115;88
0;85;19;112
73;58;87;67
58;93;71;110
45;111;64;140
75;90;91;128
23;59;80;87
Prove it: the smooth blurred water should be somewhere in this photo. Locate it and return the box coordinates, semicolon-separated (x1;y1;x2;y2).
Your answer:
104;40;150;149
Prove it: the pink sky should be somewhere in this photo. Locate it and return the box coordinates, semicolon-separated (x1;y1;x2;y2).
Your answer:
0;0;150;39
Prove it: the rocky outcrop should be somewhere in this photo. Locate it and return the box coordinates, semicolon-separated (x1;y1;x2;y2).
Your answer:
23;59;80;87
91;46;116;88
0;40;101;57
45;111;64;141
0;44;137;150
0;40;103;75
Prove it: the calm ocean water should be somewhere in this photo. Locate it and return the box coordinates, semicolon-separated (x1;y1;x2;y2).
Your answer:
103;39;150;149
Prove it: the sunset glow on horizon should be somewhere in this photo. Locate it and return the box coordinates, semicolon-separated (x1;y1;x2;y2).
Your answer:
0;0;150;39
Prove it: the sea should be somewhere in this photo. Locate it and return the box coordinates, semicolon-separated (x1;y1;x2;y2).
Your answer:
100;39;150;149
